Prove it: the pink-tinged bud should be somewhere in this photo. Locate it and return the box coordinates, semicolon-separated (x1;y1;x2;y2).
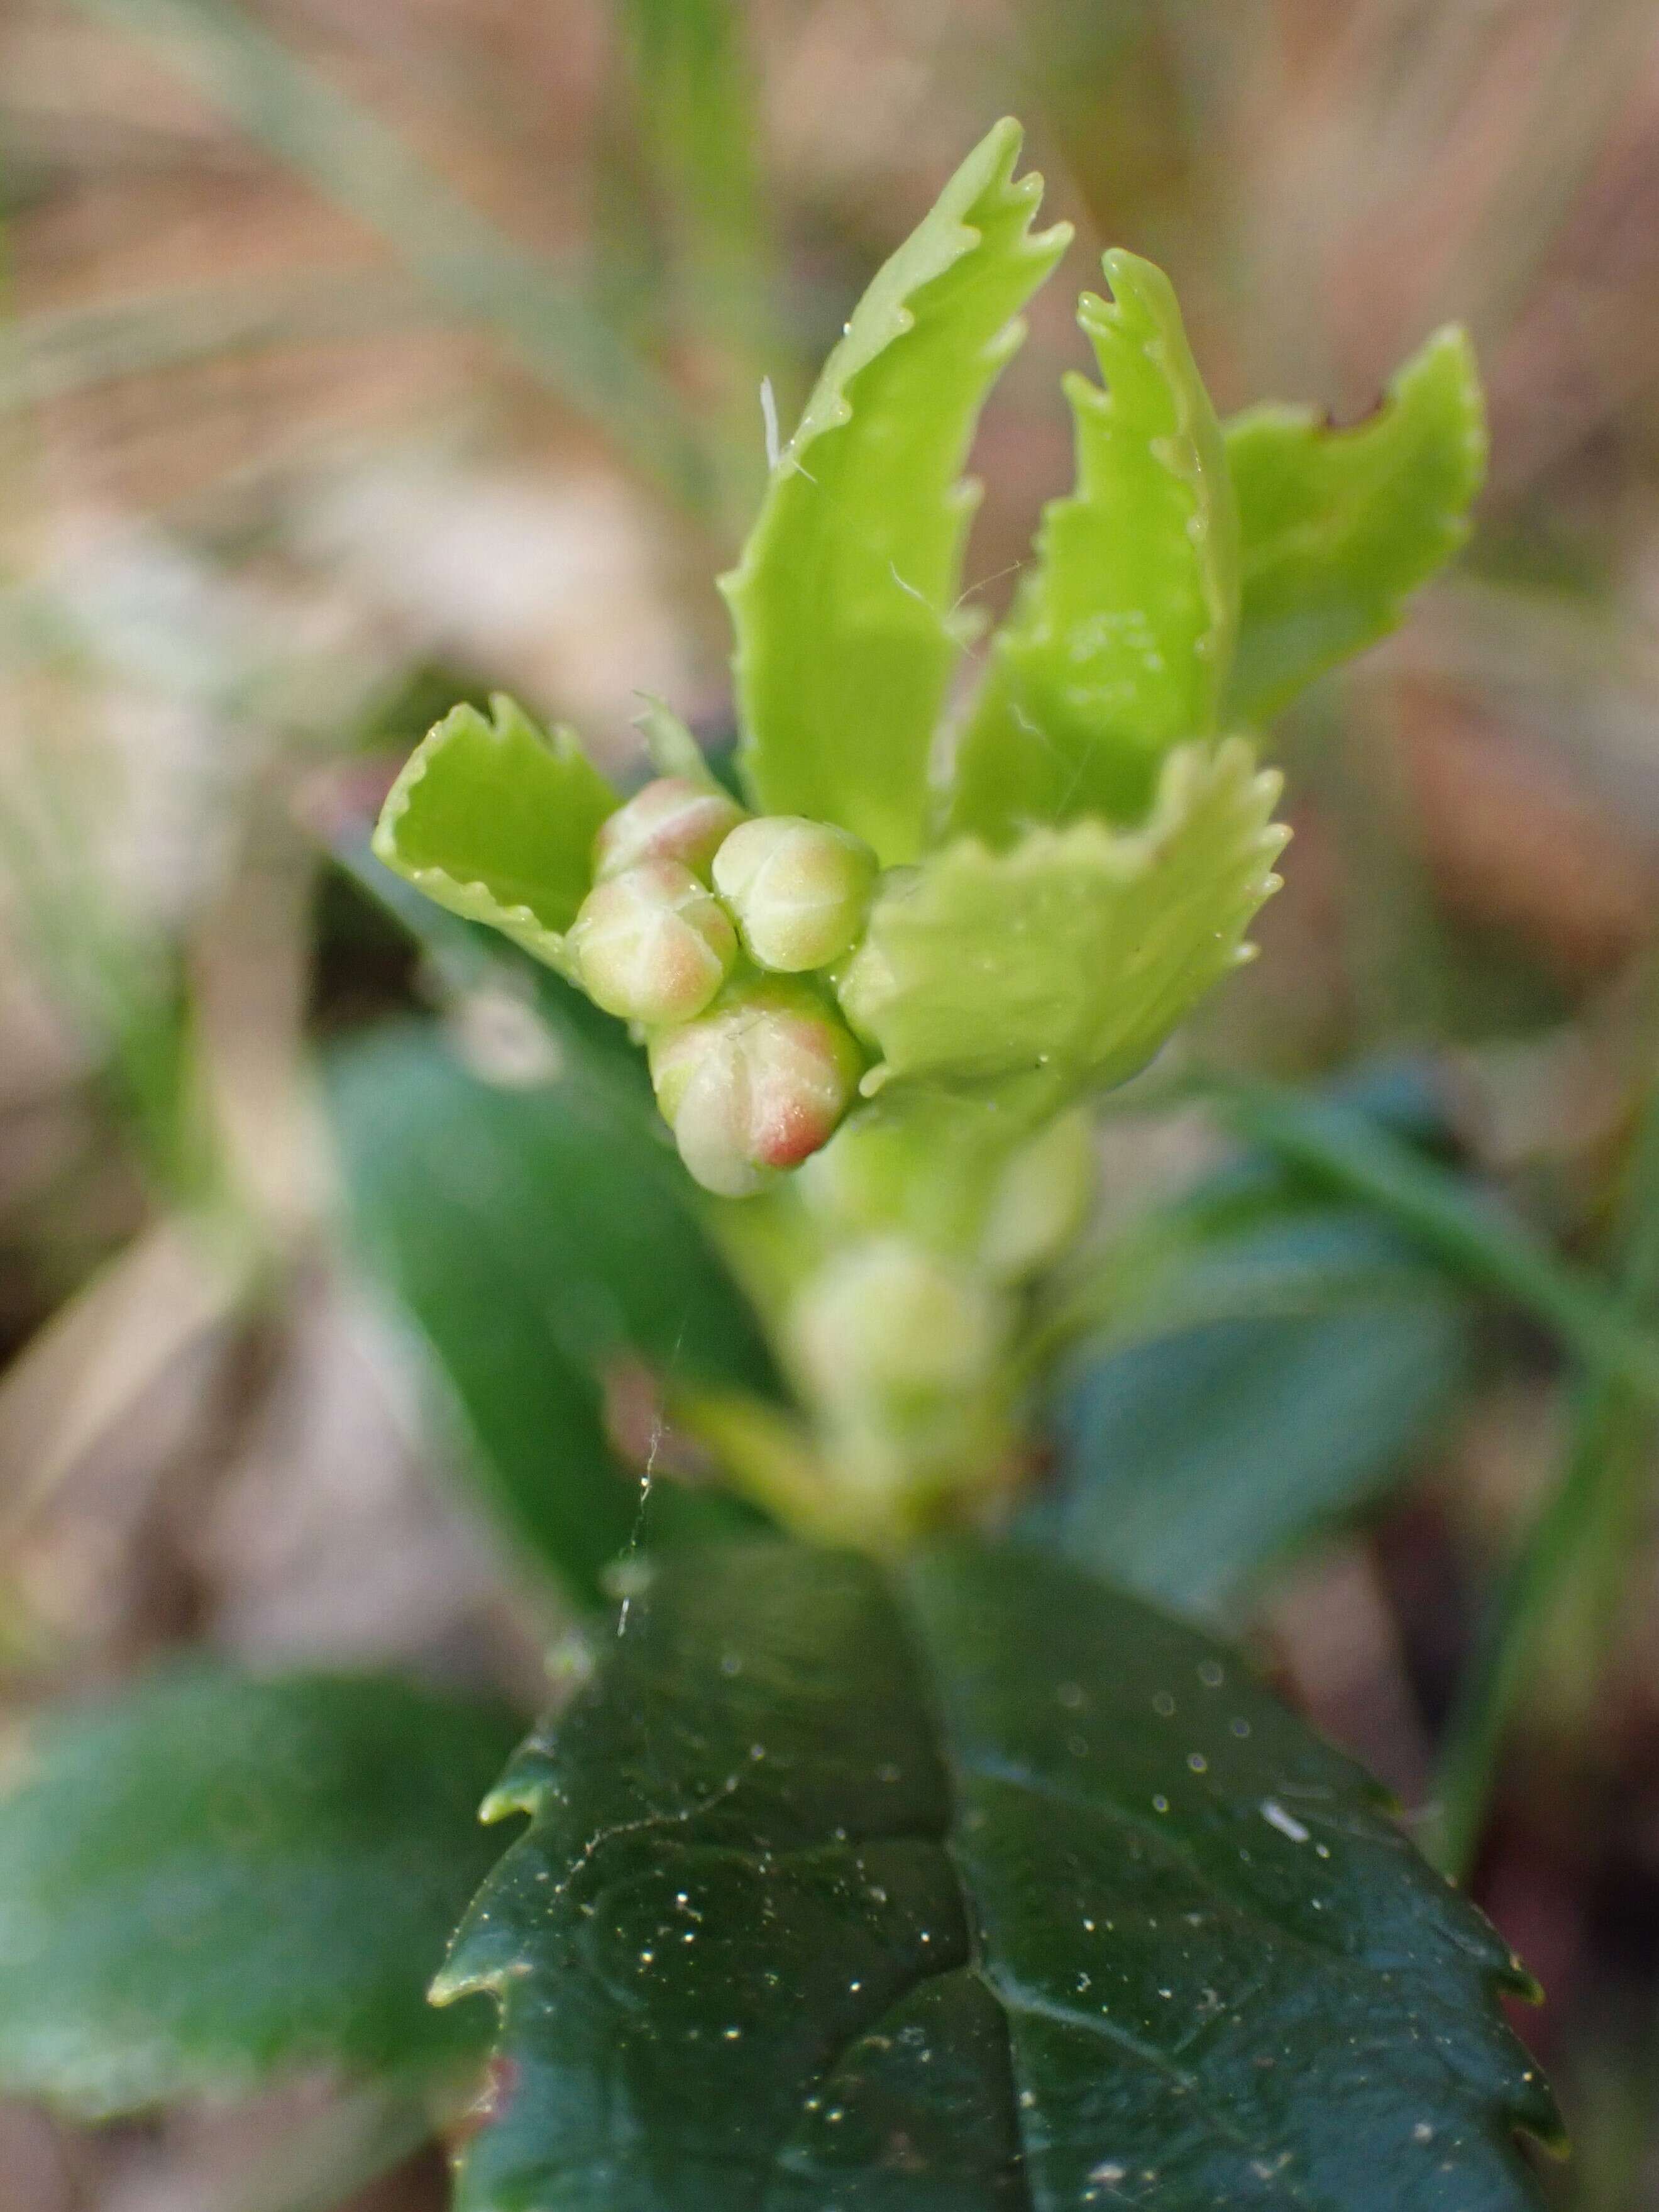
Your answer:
568;859;736;1025
648;982;864;1197
711;816;878;973
592;777;747;883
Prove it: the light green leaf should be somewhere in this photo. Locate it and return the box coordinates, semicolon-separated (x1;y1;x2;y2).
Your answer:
438;1540;1558;2210
721;118;1070;865
1223;324;1487;723
839;737;1286;1098
947;249;1238;842
0;1667;521;2116
370;694;617;973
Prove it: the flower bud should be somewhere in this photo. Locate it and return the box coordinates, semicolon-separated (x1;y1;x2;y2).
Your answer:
711;816;877;973
791;1237;1007;1409
648;982;864;1197
593;777;746;883
568;859;736;1026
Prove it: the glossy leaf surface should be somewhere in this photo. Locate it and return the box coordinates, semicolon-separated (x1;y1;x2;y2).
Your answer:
950;251;1238;841
1222;326;1486;724
0;1668;519;2116
372;694;617;972
329;1019;773;1605
839;739;1286;1098
440;1540;1557;2209
722;118;1069;864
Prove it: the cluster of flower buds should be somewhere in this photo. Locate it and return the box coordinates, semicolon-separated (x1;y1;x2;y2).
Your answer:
566;777;878;1194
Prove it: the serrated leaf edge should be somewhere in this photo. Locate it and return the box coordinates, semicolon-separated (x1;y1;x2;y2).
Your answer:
430;1546;1565;2205
370;694;606;976
847;736;1290;1097
1223;324;1487;722
719;116;1072;849
1229;324;1486;584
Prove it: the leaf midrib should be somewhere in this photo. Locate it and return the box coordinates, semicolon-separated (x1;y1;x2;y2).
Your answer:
888;1568;1338;2212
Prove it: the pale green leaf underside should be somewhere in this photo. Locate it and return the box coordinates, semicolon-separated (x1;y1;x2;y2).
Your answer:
721;117;1070;866
438;1540;1558;2211
1223;324;1487;724
948;250;1238;843
839;737;1286;1098
371;693;617;972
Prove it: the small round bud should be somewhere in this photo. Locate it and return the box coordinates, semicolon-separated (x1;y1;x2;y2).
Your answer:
791;1238;1007;1409
711;816;877;973
648;982;864;1197
593;777;746;883
569;859;735;1026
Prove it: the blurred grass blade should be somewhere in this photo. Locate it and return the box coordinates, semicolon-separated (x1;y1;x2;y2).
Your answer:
1215;1077;1659;1402
61;0;710;509
0;272;419;413
0;756;209;1208
1428;1082;1659;1877
616;0;784;533
0;1218;251;1537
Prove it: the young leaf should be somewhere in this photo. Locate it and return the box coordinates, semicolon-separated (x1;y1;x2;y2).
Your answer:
720;118;1070;865
0;1667;520;2116
438;1540;1558;2211
1222;325;1487;723
328;1020;775;1606
371;693;617;973
839;738;1286;1098
949;250;1240;841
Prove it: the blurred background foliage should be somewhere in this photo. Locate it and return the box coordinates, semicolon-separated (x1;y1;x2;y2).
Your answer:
4;0;1659;2203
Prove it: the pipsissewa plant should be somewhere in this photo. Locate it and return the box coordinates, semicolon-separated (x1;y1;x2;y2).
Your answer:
0;121;1557;2211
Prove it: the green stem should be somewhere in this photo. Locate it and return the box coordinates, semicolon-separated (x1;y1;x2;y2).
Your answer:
1425;1078;1659;1878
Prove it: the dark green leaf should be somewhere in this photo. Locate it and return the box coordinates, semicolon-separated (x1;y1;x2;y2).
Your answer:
327;1020;774;1605
1038;1209;1473;1613
0;1667;520;2116
439;1541;1557;2209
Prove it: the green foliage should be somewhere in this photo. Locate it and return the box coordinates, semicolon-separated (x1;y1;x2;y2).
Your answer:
1040;1207;1472;1613
0;1668;520;2116
328;1019;774;1605
371;694;617;974
1223;325;1487;722
838;738;1286;1098
949;250;1238;841
438;1542;1557;2209
721;118;1070;864
1218;1078;1659;1404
